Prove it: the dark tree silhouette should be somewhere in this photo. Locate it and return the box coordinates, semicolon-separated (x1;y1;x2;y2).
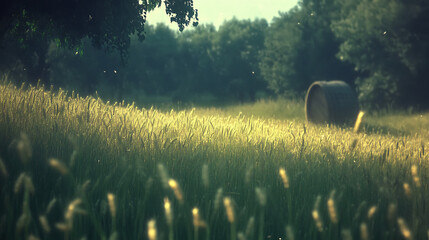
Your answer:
0;0;198;83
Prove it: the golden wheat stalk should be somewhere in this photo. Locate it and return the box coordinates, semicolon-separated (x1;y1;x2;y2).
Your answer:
192;207;207;228
354;111;365;133
360;222;369;240
223;197;235;223
49;158;69;175
65;198;82;221
279;168;289;188
312;195;323;232
403;183;412;199
168;179;184;204
411;165;421;187
327;190;338;224
164;197;173;226
55;222;71;232
107;193;116;218
147;219;157;240
367;206;377;219
397;218;412;240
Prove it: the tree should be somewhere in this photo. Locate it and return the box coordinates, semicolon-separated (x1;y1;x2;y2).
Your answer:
260;0;356;97
0;0;198;83
332;0;429;109
176;24;218;98
210;18;268;101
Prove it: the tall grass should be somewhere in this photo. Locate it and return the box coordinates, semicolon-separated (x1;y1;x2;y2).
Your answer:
0;81;428;239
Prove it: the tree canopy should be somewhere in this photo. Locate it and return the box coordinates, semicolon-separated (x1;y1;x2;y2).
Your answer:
0;0;198;54
0;0;198;84
260;0;429;109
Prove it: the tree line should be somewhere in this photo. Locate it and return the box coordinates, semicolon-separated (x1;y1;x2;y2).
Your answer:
1;0;428;109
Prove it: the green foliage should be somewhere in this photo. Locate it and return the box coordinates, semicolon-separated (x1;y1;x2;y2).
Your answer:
209;18;268;101
260;1;356;97
259;8;303;96
331;0;429;109
45;19;269;104
0;81;428;240
0;0;198;83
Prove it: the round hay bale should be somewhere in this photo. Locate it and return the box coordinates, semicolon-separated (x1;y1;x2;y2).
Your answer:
305;80;359;125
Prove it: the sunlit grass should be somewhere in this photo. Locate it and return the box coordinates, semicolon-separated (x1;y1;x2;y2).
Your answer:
0;81;428;240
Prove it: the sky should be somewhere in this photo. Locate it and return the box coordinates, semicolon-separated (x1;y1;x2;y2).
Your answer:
146;0;299;30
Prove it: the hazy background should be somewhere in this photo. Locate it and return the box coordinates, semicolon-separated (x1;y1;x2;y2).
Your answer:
1;0;428;111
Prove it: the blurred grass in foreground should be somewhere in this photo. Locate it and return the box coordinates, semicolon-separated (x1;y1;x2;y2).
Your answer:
0;81;428;240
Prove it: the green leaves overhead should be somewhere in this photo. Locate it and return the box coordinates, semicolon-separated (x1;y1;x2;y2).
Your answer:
0;0;198;57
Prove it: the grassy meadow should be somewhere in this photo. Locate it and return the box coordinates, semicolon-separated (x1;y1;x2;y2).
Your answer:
0;81;428;240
